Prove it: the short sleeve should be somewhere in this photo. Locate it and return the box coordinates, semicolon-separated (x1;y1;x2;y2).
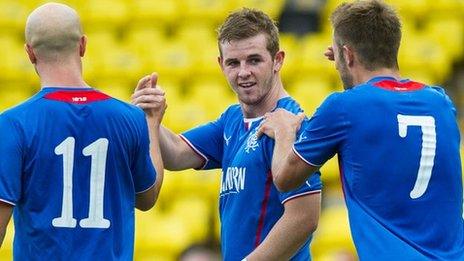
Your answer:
431;86;458;117
132;115;157;193
293;93;349;167
0;115;23;205
279;171;322;204
181;115;225;170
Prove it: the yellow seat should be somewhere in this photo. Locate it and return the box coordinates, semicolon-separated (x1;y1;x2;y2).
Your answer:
234;0;286;19
129;0;180;25
288;76;333;116
320;155;341;186
0;36;35;82
181;0;231;24
0;1;27;31
171;195;212;241
81;0;129;29
150;41;193;83
311;204;356;258
399;35;451;84
0;85;33;112
92;79;132;102
135;209;194;258
424;17;463;61
298;34;338;82
280;33;300;84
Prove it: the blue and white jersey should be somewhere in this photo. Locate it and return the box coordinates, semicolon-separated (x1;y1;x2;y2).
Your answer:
182;97;322;261
294;76;464;260
0;87;156;260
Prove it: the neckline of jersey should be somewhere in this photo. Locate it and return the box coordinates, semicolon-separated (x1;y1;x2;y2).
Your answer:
41;86;95;92
366;76;405;85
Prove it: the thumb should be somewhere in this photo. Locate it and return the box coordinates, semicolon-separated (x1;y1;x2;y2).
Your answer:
150;72;158;89
135;75;151;91
297;112;306;122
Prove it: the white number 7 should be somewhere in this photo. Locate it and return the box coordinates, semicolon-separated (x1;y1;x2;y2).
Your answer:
397;115;436;199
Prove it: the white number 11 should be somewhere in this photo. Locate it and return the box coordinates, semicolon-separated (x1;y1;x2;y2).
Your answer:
52;137;110;229
397;115;436;199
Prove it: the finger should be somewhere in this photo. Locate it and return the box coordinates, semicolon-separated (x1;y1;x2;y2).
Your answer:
132;95;165;106
135;75;151;91
256;125;265;139
150;72;158;89
131;88;165;100
297;112;305;121
136;103;165;110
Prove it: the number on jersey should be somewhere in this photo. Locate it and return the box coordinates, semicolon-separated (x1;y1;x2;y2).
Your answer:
52;137;110;229
397;115;436;199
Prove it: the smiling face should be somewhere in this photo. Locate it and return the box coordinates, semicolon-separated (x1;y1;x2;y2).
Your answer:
219;33;281;107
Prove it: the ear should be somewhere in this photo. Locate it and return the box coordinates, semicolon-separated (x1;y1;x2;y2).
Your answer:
79;35;87;57
342;45;354;67
273;50;285;73
24;44;36;64
218;55;225;71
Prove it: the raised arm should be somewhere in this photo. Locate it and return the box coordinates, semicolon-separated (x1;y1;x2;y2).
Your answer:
131;73;204;171
258;109;319;191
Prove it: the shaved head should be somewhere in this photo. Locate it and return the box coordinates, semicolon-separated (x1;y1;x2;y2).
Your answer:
25;3;83;62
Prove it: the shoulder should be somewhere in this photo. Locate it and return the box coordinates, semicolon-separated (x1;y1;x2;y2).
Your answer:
276;96;304;114
217;103;242;123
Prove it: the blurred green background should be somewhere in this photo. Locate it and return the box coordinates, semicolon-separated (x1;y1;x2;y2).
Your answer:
1;0;463;260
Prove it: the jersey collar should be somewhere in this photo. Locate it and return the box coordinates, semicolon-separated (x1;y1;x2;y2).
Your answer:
366;76;425;91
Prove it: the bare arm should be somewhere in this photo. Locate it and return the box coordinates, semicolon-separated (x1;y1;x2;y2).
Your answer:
158;125;204;170
258;109;319;191
246;193;321;260
132;73;204;171
135;116;164;211
0;202;13;248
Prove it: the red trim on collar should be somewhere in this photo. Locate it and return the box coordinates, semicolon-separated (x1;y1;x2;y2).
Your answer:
44;90;111;104
373;80;425;92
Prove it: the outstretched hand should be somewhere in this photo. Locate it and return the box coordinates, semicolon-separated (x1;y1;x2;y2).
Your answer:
257;109;306;140
131;72;167;124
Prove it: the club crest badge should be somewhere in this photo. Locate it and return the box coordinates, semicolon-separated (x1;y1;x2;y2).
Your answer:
245;129;259;153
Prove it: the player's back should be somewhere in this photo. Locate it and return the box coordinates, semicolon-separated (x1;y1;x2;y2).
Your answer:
0;87;156;260
338;77;464;259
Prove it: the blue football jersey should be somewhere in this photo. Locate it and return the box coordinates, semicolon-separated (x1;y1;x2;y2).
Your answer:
294;76;464;260
182;97;322;261
0;87;156;260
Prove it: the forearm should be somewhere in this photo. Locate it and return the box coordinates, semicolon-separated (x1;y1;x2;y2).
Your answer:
0;203;13;248
0;227;5;248
159;125;203;170
246;194;321;260
147;119;164;203
246;212;313;260
272;130;298;190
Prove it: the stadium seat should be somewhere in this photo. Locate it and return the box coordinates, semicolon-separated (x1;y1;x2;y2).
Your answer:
280;33;300;84
181;0;231;24
399;34;451;84
0;85;34;111
135;209;194;258
311;204;357;259
288;75;333;116
235;0;285;19
80;0;129;29
298;34;338;82
0;1;27;31
129;0;180;26
424;17;464;61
